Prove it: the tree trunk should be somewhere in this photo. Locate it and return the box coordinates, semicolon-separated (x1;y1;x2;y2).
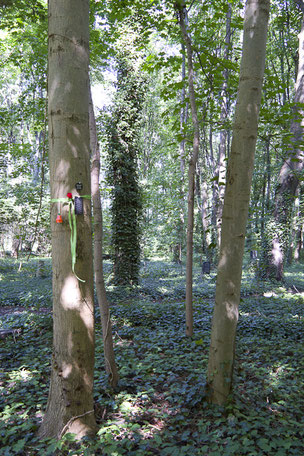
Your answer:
175;42;188;265
12;236;20;258
89;88;119;389
269;14;304;280
207;0;270;405
294;188;303;261
176;2;200;337
215;5;232;248
196;154;212;263
39;0;96;439
106;58;144;286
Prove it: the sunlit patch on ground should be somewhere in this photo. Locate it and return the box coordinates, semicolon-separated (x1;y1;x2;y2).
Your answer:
0;257;304;454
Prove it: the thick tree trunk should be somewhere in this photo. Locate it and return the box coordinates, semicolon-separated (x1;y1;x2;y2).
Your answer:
39;0;96;439
176;2;200;337
107;58;143;286
207;0;270;405
89;89;119;389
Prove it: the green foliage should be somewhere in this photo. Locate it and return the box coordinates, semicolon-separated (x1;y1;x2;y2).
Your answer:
105;54;146;285
1;1;304;451
0;258;52;309
1;259;304;454
0;0;49;258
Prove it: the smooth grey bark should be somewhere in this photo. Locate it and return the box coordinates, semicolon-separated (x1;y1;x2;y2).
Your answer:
39;0;96;439
89;89;119;389
207;0;270;405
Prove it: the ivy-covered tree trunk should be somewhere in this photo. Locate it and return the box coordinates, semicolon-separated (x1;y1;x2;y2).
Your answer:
106;57;144;286
38;0;96;439
207;0;270;405
267;10;304;280
259;136;272;276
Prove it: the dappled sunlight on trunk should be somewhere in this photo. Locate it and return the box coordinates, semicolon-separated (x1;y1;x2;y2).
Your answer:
207;0;270;405
61;274;81;310
271;238;283;267
38;0;96;440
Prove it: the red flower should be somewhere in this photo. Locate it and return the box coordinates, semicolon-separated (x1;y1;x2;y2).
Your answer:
67;192;72;199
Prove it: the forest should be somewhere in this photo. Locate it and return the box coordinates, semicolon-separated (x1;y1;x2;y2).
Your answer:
0;0;304;454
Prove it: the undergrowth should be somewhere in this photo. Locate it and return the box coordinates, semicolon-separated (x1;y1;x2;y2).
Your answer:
0;257;303;455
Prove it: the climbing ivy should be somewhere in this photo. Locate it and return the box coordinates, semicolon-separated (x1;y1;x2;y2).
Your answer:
105;54;146;285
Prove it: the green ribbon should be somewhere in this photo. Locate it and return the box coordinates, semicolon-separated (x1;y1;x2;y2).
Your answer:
51;195;91;282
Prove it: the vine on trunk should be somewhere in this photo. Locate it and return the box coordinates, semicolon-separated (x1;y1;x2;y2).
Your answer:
105;56;146;285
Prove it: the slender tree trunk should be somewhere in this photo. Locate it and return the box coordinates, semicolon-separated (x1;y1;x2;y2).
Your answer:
207;0;270;405
39;0;96;439
176;1;200;337
175;42;188;265
179;42;187;178
89;89;119;389
265;137;271;211
294;187;303;261
197;154;212;262
270;14;304;280
215;5;232;248
287;188;300;264
201;178;211;260
259;137;271;275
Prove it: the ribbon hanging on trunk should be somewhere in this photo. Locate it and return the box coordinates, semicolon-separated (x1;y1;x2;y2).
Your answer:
51;194;91;282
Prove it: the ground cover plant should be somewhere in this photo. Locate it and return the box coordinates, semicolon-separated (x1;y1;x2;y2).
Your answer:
0;257;304;455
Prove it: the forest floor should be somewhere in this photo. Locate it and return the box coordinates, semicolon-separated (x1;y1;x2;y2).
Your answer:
0;256;304;455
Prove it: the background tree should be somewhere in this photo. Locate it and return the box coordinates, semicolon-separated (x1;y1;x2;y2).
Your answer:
90;88;119;389
175;0;201;337
0;1;49;257
266;2;304;280
105;51;145;285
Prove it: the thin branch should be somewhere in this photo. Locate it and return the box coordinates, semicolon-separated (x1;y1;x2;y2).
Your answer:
194;50;214;88
59;410;94;439
187;0;196;13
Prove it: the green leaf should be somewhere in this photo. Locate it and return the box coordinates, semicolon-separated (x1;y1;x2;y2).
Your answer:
257;438;272;451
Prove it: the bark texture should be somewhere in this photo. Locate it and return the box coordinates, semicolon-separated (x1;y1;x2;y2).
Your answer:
89;88;119;389
207;0;270;405
39;0;96;439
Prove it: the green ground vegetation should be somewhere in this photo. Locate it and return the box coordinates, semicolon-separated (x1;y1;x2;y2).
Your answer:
0;257;303;455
